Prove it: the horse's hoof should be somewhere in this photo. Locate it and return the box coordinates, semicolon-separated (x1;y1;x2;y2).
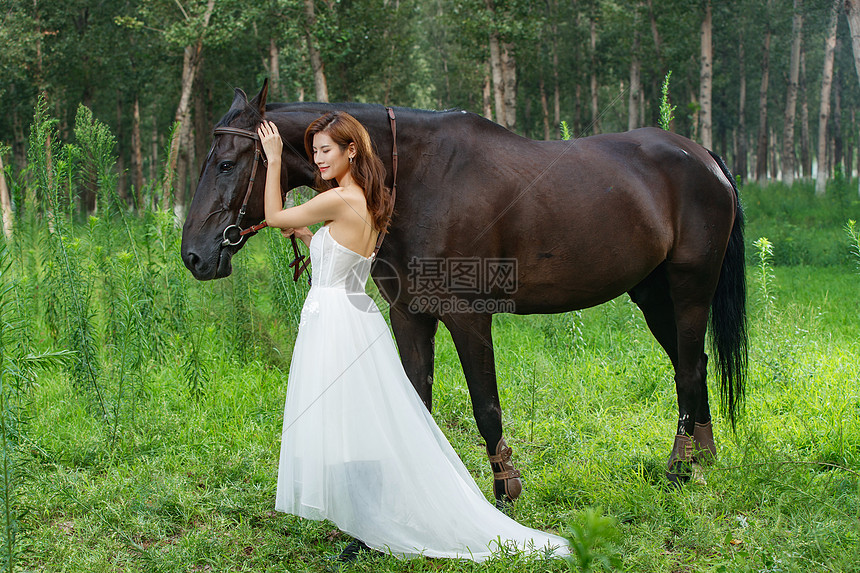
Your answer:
489;438;523;503
666;463;691;487
692;421;717;465
494;496;515;515
667;434;694;486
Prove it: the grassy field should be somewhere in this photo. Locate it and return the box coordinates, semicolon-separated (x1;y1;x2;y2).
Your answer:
3;125;860;573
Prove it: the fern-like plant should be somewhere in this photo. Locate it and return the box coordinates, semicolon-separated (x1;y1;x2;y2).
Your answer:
659;71;676;131
564;507;622;572
754;237;776;317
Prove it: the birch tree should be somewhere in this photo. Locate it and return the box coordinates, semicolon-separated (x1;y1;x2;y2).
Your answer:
304;0;329;102
845;0;860;194
0;152;12;240
816;0;841;196
782;0;804;186
756;0;773;182
737;26;748;181
628;3;642;131
699;0;713;149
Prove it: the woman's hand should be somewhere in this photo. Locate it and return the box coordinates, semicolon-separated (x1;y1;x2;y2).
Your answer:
282;226;313;247
258;120;283;163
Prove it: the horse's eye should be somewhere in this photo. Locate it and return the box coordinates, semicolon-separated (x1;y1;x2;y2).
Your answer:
219;160;235;173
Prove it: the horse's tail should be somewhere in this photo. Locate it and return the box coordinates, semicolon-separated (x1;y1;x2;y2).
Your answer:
708;150;748;429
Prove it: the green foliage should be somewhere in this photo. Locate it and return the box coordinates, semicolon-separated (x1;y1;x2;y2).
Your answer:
741;180;860;266
846;220;860;272
658;71;675;131
560;120;572;142
7;94;860;572
74;105;120;217
753;237;775;316
0;242;72;572
564;507;622;572
26;95;60;214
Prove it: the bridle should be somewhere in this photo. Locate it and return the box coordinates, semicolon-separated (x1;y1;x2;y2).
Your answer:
209;107;399;283
211;126;270;248
210;124;311;282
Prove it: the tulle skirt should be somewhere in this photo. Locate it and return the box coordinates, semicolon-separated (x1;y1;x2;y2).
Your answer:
275;286;569;561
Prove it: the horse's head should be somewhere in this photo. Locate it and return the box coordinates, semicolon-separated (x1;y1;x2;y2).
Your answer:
181;81;279;280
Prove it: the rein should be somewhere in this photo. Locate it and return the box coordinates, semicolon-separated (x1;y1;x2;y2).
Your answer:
210;106;399;283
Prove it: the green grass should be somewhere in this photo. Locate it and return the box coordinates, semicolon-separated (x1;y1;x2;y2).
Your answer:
742;179;860;267
15;257;860;572
6;171;860;572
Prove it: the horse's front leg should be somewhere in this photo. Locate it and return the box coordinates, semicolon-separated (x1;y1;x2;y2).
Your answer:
389;305;439;410
443;312;521;506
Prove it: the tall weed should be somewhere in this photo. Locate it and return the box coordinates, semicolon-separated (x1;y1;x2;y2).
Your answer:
753;237;775;318
30;103;104;419
0;243;72;571
846;219;860;272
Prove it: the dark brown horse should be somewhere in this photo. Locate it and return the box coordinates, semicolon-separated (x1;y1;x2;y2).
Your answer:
181;82;747;503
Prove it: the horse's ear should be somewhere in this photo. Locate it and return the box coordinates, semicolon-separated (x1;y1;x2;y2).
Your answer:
249;79;269;119
229;88;249;111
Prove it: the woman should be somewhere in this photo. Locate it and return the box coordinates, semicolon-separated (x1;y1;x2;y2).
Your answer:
258;112;569;562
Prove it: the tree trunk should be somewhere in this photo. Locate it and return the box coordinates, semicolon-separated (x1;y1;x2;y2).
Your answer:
770;125;779;179
647;0;665;126
150;116;158;195
699;0;713;149
737;27;748;181
305;0;329;102
800;51;812;177
690;88;700;142
501;42;517;130
130;96;143;209
847;108;855;178
845;0;860;194
782;0;803;186
0;153;13;240
816;0;840;196
845;0;860;87
647;0;662;63
540;75;551;140
116;93;128;205
482;61;493;120
161;0;215;209
194;83;208;178
549;0;561;133
756;2;772;183
628;9;642;132
269;38;281;100
834;66;843;174
162;45;196;208
590;17;600;135
488;32;505;126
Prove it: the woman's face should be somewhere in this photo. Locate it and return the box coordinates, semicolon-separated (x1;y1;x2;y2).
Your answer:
312;131;353;182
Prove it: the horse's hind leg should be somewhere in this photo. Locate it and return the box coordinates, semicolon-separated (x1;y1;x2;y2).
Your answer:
630;267;715;482
390;306;439;410
443;312;522;506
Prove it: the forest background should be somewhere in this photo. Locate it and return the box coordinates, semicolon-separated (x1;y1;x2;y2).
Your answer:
1;0;860;571
2;0;860;213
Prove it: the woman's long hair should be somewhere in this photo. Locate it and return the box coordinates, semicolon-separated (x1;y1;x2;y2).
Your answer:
303;112;394;233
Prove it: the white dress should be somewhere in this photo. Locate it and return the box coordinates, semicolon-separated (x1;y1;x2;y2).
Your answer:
275;224;569;561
